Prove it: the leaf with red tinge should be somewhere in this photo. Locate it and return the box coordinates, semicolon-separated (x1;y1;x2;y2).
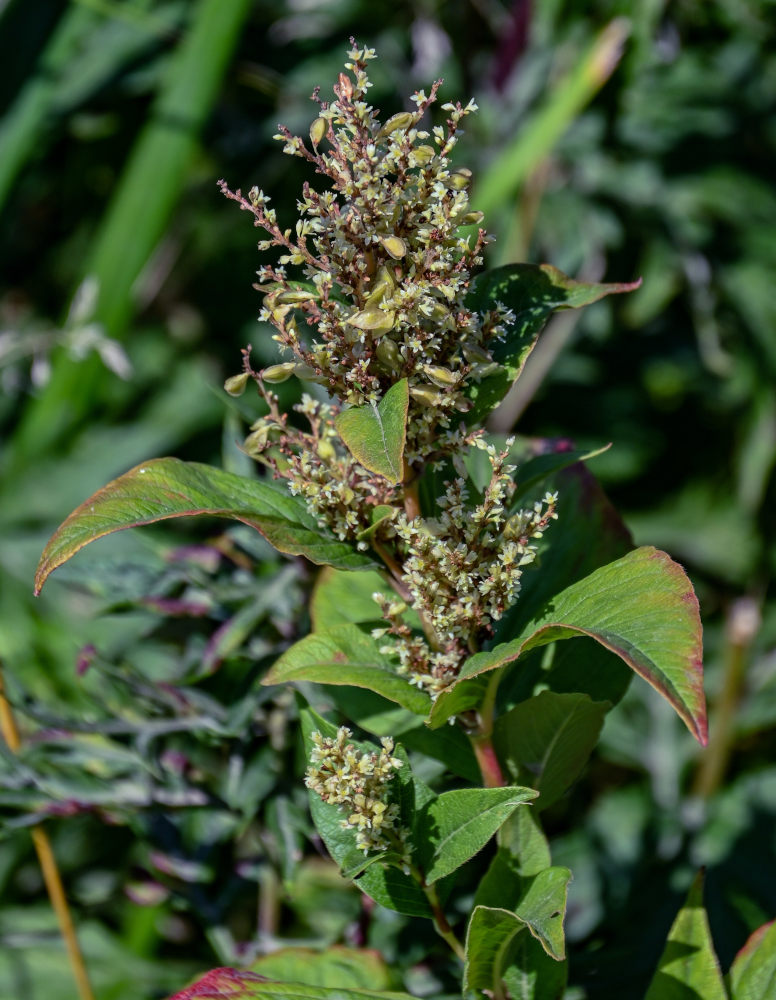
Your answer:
35;458;377;593
431;547;706;744
168;967;415;1000
170;968;268;998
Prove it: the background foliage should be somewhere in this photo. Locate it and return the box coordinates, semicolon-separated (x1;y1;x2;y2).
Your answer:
1;1;774;997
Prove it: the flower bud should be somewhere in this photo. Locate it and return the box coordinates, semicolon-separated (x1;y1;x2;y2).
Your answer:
446;167;472;190
410;386;446;407
223;372;250;396
454;395;474;412
316;438;337;462
377;112;415;138
262;362;296;383
460;211;484;225
379;235;407;260
423;364;461;388
309;117;327;147
275;288;317;305
410;145;434;166
347;309;396;335
462;340;494;364
376;337;402;371
244;424;271;453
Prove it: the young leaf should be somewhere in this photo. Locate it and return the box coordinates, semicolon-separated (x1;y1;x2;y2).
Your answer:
35;458;377;593
167;966;415;999
464;869;571;995
729;920;776;1000
493;692;609;810
465;264;640;421
335;379;409;483
645;871;727;1000
263;624;431;717
436;547;706;744
413;786;538;885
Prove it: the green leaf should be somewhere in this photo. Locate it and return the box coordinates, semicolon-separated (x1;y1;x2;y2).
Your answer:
438;547;707;744
249;946;397;991
299;708;431;918
35;458;376;593
465;264;640;421
494;692;609;810
264;624;431;717
510;443;611;505
167;967;416;999
475;809;552;915
413;786;537;885
464;869;570;994
645;872;727;1000
729;920;776;1000
335;379;409;483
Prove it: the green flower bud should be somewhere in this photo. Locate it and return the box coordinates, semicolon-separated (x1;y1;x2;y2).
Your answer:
245;424;270;453
410;145;435;166
275;288;317;305
376;338;403;371
454;395;474;412
377;111;415;138
310;117;327;147
316;438;337;462
224;372;250;396
423;364;461;388
347;309;396;335
460;211;484;225
462;341;494;364
364;266;395;307
410;386;446;407
379;235;407;260
262;362;297;383
446;167;472;190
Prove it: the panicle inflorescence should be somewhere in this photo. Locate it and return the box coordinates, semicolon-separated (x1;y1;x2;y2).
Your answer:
305;727;406;854
220;40;513;464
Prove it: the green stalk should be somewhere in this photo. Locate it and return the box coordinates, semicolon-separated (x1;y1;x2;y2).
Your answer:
470;670;507;788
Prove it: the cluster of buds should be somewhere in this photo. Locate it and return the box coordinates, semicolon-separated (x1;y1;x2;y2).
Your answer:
305;728;406;854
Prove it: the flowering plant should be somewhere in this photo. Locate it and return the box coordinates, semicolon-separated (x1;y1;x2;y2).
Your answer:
36;42;717;999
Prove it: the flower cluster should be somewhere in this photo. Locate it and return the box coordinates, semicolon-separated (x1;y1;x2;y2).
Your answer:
373;441;558;695
305;728;405;854
220;40;513;465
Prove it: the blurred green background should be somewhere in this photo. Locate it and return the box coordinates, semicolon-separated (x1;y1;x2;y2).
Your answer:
1;1;775;997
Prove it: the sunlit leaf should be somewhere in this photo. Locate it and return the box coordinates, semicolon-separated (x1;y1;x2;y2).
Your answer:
335;379;409;483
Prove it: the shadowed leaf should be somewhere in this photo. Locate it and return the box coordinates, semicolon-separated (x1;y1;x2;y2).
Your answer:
335;379;409;483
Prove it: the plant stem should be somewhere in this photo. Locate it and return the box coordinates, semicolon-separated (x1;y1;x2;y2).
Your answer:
423;881;466;961
469;670;507;788
402;474;422;522
0;663;95;1000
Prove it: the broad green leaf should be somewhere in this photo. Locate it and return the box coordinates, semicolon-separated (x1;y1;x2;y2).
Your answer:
35;458;376;594
501;935;568;1000
729;920;776;1000
645;872;727;1000
249;946;396;991
494;692;609;810
264;624;431;717
335;379;409;483
465;869;570;994
413;786;538;885
167;966;415;999
465;264;640;421
475;809;552;915
299;708;431;918
437;547;706;744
